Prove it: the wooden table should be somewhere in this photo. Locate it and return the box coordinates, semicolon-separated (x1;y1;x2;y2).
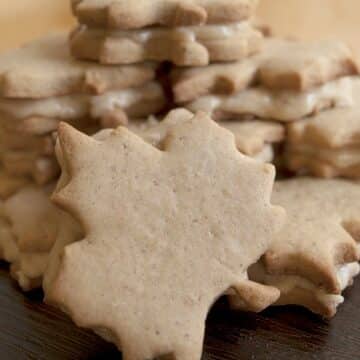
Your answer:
1;262;359;359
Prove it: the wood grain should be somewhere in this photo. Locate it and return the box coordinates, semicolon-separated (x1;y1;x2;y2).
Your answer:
1;262;360;359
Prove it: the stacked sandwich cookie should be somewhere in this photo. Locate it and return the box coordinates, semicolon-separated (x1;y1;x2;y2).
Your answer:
174;38;359;164
0;34;163;188
70;0;282;164
0;33;165;290
179;38;358;119
234;178;360;318
70;0;262;66
285;79;360;179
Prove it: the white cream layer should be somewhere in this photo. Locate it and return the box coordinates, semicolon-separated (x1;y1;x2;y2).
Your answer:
187;77;353;122
0;82;163;120
251;262;360;309
93;21;256;43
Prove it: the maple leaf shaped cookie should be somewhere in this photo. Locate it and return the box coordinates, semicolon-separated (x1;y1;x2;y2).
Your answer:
48;110;284;360
285;78;360;179
265;178;360;294
172;38;358;102
233;178;360;317
72;0;258;29
0;34;155;98
70;22;262;66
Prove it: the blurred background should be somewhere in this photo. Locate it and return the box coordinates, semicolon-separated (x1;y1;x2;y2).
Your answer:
1;0;359;56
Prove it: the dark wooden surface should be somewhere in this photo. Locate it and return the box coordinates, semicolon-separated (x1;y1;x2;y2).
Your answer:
1;262;360;360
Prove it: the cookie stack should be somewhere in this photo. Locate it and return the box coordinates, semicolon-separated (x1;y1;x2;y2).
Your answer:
70;0;262;66
173;37;359;164
69;1;276;161
243;178;360;319
1;1;360;358
286;79;360;179
0;33;166;290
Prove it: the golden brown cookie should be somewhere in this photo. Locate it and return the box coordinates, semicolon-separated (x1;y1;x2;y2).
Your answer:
10;252;49;291
266;178;360;294
72;0;259;29
2;185;60;253
172;38;358;102
231;178;360;318
286;153;360;179
0;82;166;125
243;261;360;318
186;77;353;122
70;23;263;66
285;79;360;178
0;33;156;98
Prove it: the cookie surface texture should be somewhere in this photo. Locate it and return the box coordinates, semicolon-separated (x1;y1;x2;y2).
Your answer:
49;109;284;359
266;178;360;294
72;0;259;29
0;33;156;98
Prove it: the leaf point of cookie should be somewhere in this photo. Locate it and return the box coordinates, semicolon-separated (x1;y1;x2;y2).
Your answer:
172;2;208;27
58;122;97;150
230;280;280;312
161;110;237;155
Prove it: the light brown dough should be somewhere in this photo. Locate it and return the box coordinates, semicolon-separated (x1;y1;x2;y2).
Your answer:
172;38;358;102
265;178;360;294
0;33;156;98
10;252;49;292
0;82;166;123
241;261;360;318
285;79;360;178
70;23;263;66
72;0;259;29
2;185;60;253
47;109;285;359
186;77;353;122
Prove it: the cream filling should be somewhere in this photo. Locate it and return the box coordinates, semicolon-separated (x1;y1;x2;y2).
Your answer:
0;83;162;120
253;144;274;163
0;95;89;120
187;77;353;122
288;144;360;167
90;82;161;119
251;262;360;309
92;21;255;43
